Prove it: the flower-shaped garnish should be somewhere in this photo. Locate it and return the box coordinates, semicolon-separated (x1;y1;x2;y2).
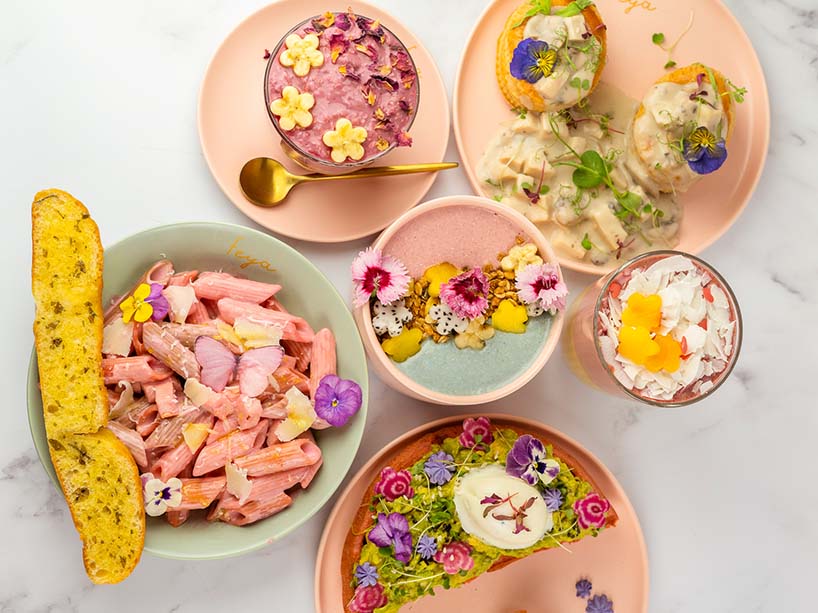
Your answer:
491;299;528;333
586;594;615;613
617;325;660;364
454;315;495;350
643;333;682;373
573;492;611;530
269;85;315;131
313;374;362;427
274;386;316;442
416;534;438;560
323;118;368;163
684;126;727;175
372;299;412;338
440;268;490;320
351;247;410;307
423;451;455;485
506;434;561;485
381;327;422;362
516;263;568;314
278;33;324;77
433;541;475;575
510;38;557;83
459;416;493;449
576;578;593;599
427;302;469;336
621;293;662;330
354;562;379;588
120;283;168;323
348;582;388;613
141;472;182;517
422;262;460;298
500;243;543;274
367;512;413;563
543;487;564;512
374;467;414;501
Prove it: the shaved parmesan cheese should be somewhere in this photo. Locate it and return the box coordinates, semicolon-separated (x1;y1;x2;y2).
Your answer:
164;285;198;324
225;461;252;504
233;317;283;349
102;317;134;356
184;377;215;407
182;423;211;453
274;387;316;442
109;381;135;419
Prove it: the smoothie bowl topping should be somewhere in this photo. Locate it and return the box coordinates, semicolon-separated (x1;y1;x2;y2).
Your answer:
265;10;419;170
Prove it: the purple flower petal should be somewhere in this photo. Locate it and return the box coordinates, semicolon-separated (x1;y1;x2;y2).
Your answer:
314;374;362;427
510;38;552;83
543;488;563;511
575;578;593;599
146;283;170;321
586;594;614;613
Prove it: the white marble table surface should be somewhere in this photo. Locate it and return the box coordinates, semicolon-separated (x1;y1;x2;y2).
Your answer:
1;0;816;611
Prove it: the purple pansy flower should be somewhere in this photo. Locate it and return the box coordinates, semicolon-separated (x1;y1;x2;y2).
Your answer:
684;126;727;175
543;487;564;512
510;38;558;83
586;594;614;613
354;562;379;587
423;451;455;485
506;434;561;485
368;512;413;564
575;578;593;598
459;416;494;449
416;534;437;560
146;283;170;321
313;375;362;427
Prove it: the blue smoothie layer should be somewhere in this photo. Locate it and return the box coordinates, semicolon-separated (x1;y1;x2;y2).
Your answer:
394;315;553;396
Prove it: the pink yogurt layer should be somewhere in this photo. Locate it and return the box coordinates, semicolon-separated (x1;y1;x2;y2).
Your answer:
382;204;528;278
266;12;419;164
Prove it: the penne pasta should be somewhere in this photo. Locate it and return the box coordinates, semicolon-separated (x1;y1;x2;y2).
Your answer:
192;272;281;304
176;477;226;510
236;395;262;430
272;365;310;395
107;421;148;468
234;438;322;478
217;298;314;343
296;431;323;488
214;491;292;526
168;270;199;286
152;378;182;419
217;467;309;511
207;414;240;444
309;328;336;398
151;440;196;481
166;509;190;527
186;300;211;324
142;321;200;380
144;407;210;450
158;322;219;349
102;355;173;385
260;396;288;420
192;422;268;476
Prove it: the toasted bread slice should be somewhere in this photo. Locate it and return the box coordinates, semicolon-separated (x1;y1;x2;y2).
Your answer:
341;420;617;609
496;0;607;112
48;430;145;584
32;189;107;434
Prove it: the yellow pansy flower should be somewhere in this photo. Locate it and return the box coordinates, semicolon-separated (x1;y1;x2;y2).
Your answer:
269;86;315;131
500;243;543;274
621;293;662;331
422;262;460;298
279;33;324;77
454;316;495;350
323;118;368;163
120;283;154;323
491;299;528;334
382;327;423;363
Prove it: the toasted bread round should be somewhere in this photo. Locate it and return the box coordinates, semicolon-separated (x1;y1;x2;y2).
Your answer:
496;0;607;112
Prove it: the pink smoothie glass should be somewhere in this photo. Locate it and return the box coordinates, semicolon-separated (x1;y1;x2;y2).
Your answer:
564;251;742;407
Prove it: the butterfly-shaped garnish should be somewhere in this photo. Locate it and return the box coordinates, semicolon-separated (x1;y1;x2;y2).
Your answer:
194;336;283;397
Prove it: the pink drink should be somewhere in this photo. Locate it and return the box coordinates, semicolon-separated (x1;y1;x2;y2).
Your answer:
265;12;419;173
565;251;742;406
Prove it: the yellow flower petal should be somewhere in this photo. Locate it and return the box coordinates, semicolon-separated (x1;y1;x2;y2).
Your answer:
382;327;423;363
491;299;528;334
119;296;136;324
621;293;662;331
133;283;152;300
644;334;682;373
133;301;154;323
617;325;660;365
422;263;460;298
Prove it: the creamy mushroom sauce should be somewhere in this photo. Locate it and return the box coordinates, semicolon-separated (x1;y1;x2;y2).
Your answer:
479;84;681;267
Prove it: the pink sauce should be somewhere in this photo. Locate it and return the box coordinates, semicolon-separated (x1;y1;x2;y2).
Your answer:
265;12;419;164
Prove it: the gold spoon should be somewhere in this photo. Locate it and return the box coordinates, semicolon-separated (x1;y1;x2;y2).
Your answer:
239;157;459;207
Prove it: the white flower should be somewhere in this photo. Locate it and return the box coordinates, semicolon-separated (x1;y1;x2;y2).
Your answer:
141;472;183;517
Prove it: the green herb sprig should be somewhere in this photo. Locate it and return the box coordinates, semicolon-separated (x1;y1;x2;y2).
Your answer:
652;11;695;70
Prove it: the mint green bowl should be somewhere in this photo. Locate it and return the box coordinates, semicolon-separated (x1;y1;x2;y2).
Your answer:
26;222;368;559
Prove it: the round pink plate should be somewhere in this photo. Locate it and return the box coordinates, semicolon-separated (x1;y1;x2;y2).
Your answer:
454;0;770;275
198;0;450;243
315;414;649;612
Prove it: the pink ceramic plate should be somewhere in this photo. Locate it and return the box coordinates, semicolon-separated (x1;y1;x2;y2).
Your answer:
198;0;450;243
315;414;649;612
454;0;770;275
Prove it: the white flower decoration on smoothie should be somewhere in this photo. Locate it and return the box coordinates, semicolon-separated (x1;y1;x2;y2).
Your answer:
322;118;368;163
279;33;324;77
269;86;315;131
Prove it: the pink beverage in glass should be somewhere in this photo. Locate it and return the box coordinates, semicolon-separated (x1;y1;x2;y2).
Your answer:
264;11;420;174
564;251;742;407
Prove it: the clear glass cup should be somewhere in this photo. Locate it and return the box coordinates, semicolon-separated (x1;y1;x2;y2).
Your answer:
564;250;742;407
263;14;420;175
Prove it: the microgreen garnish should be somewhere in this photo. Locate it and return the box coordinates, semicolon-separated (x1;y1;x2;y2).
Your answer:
513;106;528;119
480;492;538;534
568;76;591;100
664;60;677;69
521;159;551;204
581;233;594;251
724;78;748;103
652;11;695;70
555;0;593;18
513;0;552;28
651;33;665;45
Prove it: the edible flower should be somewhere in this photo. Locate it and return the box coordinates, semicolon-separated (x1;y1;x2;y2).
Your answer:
617;324;659;365
643;333;682;373
427;302;469;336
313;374;362;427
586;594;615;613
440;268;490;319
543;487;564;512
367;512;413;563
576;578;593;599
684;126;727;175
510;38;557;83
500;243;543;274
120;283;168;323
278;33;324;77
454;315;495;350
506;434;561;485
621;293;662;330
459;416;494;449
423;451;455;485
491;299;528;333
515;263;568;314
347;583;388;613
323;118;368;163
354;562;379;587
328;32;349;63
274;386;316;442
269;85;315;131
141;472;182;517
374;467;414;501
416;534;438;560
351;247;410;307
381;327;423;362
433;542;475;575
372;299;413;337
422;262;460;298
573;492;611;530
396;131;413;147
